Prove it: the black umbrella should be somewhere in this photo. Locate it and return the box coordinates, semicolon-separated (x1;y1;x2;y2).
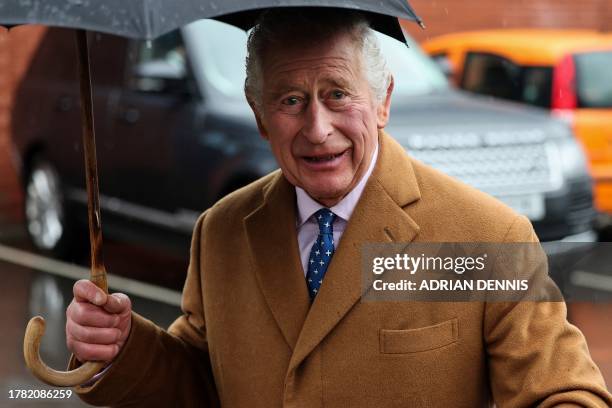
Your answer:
0;0;424;41
1;0;424;387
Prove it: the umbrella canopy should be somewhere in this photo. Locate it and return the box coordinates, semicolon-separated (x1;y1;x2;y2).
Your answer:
0;0;422;42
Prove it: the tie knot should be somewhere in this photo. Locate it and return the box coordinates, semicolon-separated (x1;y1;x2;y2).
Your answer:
314;208;336;234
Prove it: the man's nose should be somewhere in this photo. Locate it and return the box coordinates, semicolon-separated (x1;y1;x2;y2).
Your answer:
301;98;333;144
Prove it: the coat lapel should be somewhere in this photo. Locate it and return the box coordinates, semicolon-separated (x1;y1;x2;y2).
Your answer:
288;132;422;372
244;172;311;350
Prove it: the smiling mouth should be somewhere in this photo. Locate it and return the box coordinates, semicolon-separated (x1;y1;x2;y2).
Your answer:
303;150;347;163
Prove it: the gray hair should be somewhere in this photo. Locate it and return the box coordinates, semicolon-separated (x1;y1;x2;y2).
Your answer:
244;9;392;113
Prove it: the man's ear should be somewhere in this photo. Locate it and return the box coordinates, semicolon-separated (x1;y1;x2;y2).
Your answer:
377;75;394;129
247;97;269;140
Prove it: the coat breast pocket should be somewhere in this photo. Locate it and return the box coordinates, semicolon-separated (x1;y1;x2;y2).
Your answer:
379;318;458;354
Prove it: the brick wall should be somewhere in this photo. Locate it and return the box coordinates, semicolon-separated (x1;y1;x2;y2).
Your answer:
403;0;612;42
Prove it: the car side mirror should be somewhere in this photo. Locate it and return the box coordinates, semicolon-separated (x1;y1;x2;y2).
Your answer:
132;57;191;95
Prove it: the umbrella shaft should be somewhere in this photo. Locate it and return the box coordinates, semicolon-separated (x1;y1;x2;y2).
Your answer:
75;30;107;293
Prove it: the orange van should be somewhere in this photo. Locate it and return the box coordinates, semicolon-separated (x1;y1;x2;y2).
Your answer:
423;29;612;221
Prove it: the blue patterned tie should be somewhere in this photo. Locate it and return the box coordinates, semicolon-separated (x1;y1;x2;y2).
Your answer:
306;208;337;300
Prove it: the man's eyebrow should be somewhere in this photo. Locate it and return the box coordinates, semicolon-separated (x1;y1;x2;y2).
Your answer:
265;77;307;95
264;74;356;98
265;84;304;101
323;77;354;91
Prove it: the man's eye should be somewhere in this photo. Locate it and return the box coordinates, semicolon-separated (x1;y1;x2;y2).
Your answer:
282;97;300;106
331;90;346;100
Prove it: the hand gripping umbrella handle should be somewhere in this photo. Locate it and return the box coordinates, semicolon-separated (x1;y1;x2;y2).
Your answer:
23;30;110;387
24;266;108;386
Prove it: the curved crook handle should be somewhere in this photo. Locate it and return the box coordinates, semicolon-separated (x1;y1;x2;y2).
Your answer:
23;316;107;387
23;264;109;386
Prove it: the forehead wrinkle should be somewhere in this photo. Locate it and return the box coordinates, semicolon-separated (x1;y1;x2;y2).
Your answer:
270;54;353;73
268;61;359;93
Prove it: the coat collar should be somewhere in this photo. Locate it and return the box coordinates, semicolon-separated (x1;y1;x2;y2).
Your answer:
244;131;421;366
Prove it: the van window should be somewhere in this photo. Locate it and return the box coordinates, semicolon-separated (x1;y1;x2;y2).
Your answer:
462;53;520;100
575;50;612;108
462;52;552;108
521;66;553;108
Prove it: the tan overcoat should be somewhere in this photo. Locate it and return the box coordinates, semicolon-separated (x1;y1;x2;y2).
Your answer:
72;132;611;407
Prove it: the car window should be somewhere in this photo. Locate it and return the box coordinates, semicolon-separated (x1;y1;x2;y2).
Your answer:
127;30;188;92
462;52;552;108
182;19;248;99
462;52;520;100
575;50;612;108
521;66;553;108
90;33;129;87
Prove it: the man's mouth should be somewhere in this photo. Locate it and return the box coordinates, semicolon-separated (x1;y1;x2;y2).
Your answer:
303;150;347;163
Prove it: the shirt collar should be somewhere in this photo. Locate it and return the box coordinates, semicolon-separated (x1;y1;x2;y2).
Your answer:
296;142;379;226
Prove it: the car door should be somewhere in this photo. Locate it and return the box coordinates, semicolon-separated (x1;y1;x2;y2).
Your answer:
11;28;121;197
102;30;198;222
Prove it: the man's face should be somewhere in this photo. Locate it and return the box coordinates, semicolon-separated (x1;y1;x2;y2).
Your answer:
251;31;393;207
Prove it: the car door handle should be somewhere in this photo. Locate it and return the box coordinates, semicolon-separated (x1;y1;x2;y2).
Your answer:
119;107;140;124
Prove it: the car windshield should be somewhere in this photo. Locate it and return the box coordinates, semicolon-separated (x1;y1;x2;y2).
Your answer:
183;19;448;100
182;20;249;99
575;50;612;108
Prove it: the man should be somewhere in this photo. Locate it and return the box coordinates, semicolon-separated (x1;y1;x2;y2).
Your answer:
65;9;611;407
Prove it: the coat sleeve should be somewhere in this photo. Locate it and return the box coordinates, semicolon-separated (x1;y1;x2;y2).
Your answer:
484;215;611;407
69;212;220;407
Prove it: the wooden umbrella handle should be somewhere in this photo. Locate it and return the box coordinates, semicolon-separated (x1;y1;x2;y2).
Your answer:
23;29;109;387
23;264;108;385
23;318;106;387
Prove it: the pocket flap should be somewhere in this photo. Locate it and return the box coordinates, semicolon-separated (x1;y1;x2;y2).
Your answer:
380;318;458;354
